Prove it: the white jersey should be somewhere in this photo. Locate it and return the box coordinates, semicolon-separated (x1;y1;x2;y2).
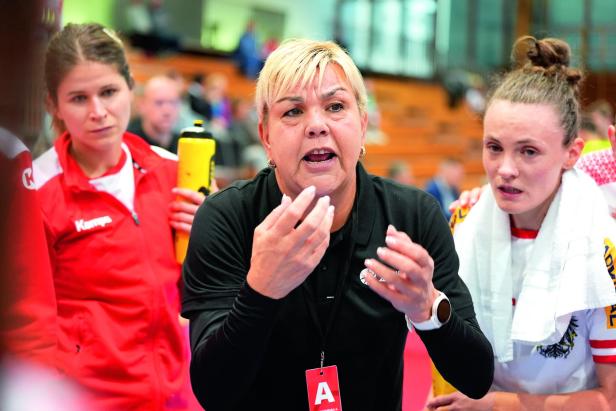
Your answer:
492;229;616;394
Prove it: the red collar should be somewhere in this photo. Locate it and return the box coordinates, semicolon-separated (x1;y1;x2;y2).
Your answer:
54;131;162;190
510;226;539;239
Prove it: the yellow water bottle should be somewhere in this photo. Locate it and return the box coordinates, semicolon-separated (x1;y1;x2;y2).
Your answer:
175;120;216;263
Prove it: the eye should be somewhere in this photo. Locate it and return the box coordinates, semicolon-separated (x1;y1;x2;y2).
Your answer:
101;87;118;98
328;102;344;112
283;107;302;117
484;142;502;153
521;147;538;157
70;95;87;103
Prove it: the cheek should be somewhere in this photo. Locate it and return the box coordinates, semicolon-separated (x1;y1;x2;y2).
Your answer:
482;156;497;178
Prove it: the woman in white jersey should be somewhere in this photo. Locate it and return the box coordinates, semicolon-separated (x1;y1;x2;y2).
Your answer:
429;36;616;410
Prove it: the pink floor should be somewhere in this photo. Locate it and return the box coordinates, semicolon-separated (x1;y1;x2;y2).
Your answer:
402;331;432;411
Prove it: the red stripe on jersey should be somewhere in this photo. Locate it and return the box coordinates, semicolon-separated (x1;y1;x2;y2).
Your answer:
593;354;616;363
590;340;616;348
511;226;539;239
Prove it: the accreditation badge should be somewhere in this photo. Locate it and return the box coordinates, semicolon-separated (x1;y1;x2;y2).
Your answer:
305;365;342;411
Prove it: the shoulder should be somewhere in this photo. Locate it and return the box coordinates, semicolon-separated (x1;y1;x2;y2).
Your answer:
0;128;28;160
33;146;63;190
206;169;270;211
369;174;443;217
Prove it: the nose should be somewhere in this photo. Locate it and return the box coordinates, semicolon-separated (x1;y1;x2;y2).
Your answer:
88;97;107;121
497;154;518;180
305;109;329;138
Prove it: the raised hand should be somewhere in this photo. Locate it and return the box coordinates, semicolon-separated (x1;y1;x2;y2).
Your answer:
448;185;486;213
247;186;335;299
363;224;438;322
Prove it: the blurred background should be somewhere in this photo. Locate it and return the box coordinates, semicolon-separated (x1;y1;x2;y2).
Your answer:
26;0;616;190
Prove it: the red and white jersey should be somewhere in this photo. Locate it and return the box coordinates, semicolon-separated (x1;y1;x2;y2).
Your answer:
492;228;616;394
34;132;189;411
0;127;57;366
576;149;616;215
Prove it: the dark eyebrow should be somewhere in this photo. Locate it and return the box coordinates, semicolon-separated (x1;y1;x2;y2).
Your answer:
484;136;540;145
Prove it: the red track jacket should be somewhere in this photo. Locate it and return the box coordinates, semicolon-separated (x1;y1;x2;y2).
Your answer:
34;132;189;411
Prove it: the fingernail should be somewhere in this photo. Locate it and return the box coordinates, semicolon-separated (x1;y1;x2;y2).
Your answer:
376;247;386;257
320;195;330;204
385;236;397;246
327;205;335;216
281;194;291;205
364;258;374;268
305;186;316;195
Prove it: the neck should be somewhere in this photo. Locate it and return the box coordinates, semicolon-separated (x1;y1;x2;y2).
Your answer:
70;141;123;178
330;184;355;232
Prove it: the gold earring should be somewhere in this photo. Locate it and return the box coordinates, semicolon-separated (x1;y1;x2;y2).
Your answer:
359;146;366;159
267;159;276;168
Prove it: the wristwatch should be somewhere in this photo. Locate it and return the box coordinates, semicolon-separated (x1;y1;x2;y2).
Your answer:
406;291;451;331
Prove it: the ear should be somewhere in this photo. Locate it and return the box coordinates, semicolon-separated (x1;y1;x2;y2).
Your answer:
258;120;272;159
45;94;60;120
359;110;368;147
563;137;584;170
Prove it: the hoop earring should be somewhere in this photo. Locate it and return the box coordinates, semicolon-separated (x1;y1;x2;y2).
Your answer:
267;159;276;169
359;146;366;159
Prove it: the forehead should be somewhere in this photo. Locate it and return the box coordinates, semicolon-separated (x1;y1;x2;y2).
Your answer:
279;64;351;98
144;79;180;99
484;100;563;141
59;60;124;91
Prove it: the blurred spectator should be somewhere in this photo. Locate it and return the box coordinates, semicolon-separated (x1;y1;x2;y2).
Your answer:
425;158;464;219
228;98;267;178
203;73;232;131
128;74;181;153
261;36;279;60
187;73;212;121
234;20;262;78
387;160;415;186
587;99;614;139
165;70;203;135
202;73;238;171
580;113;610;155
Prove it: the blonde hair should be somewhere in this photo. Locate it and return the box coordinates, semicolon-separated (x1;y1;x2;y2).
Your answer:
255;38;367;124
487;36;583;146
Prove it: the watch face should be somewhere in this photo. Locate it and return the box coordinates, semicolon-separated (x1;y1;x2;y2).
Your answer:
436;298;452;324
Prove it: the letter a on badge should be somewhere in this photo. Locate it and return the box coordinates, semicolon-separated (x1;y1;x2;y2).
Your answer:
305;365;342;410
314;382;335;404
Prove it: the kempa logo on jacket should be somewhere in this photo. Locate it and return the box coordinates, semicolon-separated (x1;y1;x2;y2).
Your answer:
74;216;112;232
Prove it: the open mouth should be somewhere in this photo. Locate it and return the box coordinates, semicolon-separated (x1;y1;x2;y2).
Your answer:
499;185;522;194
303;148;336;163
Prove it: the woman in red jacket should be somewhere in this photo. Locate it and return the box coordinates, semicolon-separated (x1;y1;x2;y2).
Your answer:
34;23;204;411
